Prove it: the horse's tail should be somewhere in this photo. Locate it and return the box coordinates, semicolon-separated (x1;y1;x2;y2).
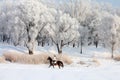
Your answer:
61;62;64;68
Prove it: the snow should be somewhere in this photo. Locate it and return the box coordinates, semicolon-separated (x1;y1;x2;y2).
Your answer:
0;45;120;80
0;61;120;80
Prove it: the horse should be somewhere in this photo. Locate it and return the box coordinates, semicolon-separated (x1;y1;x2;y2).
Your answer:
47;56;64;69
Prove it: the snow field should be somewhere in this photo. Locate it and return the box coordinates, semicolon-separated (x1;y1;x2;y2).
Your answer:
0;45;120;80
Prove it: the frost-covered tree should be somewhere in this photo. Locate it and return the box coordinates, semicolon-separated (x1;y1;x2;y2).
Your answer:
17;0;41;54
36;8;56;47
98;14;120;58
46;11;79;54
0;0;16;43
78;26;89;54
16;0;54;54
59;0;102;46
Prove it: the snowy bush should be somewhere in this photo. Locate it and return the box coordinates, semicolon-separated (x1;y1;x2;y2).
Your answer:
3;52;72;64
114;54;120;61
0;56;6;63
3;52;49;64
56;54;73;64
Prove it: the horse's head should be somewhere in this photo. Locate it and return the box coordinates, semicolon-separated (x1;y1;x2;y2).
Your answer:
47;56;52;61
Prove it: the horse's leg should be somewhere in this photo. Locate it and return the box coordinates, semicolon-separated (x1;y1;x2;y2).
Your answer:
49;64;51;68
53;65;54;68
59;63;63;69
58;65;61;69
60;62;64;68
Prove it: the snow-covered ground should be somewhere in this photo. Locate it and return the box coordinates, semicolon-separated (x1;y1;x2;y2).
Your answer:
0;61;120;80
0;45;120;80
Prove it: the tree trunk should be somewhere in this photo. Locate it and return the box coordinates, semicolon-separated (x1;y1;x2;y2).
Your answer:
48;42;49;46
58;49;62;54
77;42;79;48
68;42;70;45
111;43;115;59
111;40;116;59
111;51;114;59
56;44;62;54
60;40;63;54
94;34;99;48
111;47;114;59
56;40;63;54
26;23;35;55
38;42;40;46
95;41;98;48
73;43;75;47
29;49;33;55
80;44;82;54
42;40;45;47
96;41;98;48
27;41;34;55
80;39;83;54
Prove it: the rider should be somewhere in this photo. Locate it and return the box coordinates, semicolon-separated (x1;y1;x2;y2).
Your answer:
52;55;57;64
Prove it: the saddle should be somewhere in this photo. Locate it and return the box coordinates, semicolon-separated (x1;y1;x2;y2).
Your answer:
52;60;57;65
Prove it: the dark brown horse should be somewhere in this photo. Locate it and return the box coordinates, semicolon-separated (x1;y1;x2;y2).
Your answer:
47;56;64;69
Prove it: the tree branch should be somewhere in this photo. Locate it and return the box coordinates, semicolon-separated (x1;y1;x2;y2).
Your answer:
62;37;76;46
50;36;57;45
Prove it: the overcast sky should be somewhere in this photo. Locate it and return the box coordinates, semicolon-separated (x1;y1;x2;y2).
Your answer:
96;0;120;8
0;0;119;8
53;0;120;8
